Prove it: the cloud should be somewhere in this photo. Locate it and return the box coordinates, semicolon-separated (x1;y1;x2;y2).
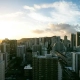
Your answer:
0;12;23;18
34;4;41;9
32;29;44;34
46;23;77;38
27;12;53;22
48;23;76;33
50;1;80;24
24;1;79;11
0;12;24;21
32;23;78;39
23;5;35;11
24;1;80;24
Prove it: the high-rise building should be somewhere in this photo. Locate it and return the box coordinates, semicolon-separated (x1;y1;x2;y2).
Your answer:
53;41;66;52
1;40;17;59
64;35;67;47
25;48;32;65
0;60;5;80
51;36;60;45
0;52;5;80
56;52;76;80
39;38;42;45
41;37;51;45
42;47;47;55
33;54;58;80
17;45;26;58
71;33;76;48
24;64;32;80
34;38;39;45
9;40;17;59
0;43;10;53
0;43;10;68
32;44;42;55
25;40;33;48
58;62;62;80
0;52;4;60
72;52;80;79
76;32;80;47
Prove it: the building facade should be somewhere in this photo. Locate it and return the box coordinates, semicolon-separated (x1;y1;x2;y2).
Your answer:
0;60;5;80
33;54;58;80
9;40;17;59
72;52;80;80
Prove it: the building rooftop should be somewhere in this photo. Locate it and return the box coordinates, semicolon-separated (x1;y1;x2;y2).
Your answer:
24;64;32;70
17;45;25;47
65;67;73;70
37;54;58;59
71;52;80;55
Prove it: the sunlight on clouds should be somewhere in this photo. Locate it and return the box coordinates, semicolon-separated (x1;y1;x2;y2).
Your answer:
0;12;23;18
34;4;41;9
32;23;78;39
23;5;35;11
27;12;53;22
0;12;24;23
0;1;80;39
32;29;44;34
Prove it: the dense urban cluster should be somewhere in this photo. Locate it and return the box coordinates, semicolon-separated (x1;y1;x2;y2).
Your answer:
0;32;80;80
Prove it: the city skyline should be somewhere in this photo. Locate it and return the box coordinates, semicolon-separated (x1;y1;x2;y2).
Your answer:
0;0;80;39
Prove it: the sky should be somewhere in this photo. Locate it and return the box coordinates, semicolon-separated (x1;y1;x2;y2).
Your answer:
0;0;80;40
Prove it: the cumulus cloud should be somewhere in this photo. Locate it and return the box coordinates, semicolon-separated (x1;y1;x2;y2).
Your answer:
32;23;79;39
48;23;77;33
33;24;77;34
50;1;80;24
48;23;78;35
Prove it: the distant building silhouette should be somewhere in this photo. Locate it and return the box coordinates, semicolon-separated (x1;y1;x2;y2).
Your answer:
71;33;76;50
76;32;80;47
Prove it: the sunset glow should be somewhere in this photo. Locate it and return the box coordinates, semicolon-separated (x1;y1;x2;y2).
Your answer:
0;0;80;39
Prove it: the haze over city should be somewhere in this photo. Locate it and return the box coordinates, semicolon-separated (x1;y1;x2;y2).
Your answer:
0;0;80;39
